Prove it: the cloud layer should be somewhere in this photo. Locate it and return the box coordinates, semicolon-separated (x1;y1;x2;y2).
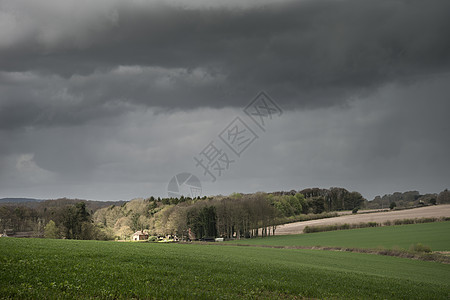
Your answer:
1;0;449;200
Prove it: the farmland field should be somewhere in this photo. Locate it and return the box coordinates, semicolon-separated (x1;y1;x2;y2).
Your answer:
228;221;450;251
275;204;450;235
1;238;449;299
276;205;450;234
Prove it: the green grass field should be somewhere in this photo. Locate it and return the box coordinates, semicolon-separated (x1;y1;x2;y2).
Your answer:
228;221;450;251
1;238;449;299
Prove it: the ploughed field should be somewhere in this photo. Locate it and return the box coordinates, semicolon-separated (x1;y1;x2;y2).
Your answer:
1;233;450;299
276;204;450;235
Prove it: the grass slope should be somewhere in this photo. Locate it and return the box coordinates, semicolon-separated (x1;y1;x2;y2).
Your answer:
1;238;449;299
229;221;450;251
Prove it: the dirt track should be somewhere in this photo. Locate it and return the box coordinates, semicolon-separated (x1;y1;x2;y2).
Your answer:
275;205;450;235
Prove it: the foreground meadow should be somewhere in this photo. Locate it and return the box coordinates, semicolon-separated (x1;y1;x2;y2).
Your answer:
1;238;449;299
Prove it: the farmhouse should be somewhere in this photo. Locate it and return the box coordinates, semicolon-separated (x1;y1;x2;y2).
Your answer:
132;231;148;241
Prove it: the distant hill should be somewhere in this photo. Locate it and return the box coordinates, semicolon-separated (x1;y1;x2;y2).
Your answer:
36;198;127;212
0;197;126;211
0;198;44;204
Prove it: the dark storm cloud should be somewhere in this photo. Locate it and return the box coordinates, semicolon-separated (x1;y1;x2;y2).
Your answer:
1;0;450;201
1;0;450;122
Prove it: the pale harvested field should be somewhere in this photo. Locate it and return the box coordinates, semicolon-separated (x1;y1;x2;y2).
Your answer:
275;204;450;235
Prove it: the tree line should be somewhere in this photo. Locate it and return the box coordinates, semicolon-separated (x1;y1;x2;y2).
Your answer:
3;188;449;241
0;188;368;240
0;199;115;240
92;188;366;240
366;190;449;209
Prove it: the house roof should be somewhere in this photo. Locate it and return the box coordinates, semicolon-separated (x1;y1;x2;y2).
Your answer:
133;231;148;236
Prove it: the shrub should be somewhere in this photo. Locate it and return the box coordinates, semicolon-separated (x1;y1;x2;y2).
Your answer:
394;219;404;225
148;236;158;242
303;226;313;233
410;243;432;253
352;207;359;214
44;220;60;239
415;217;437;223
304;225;339;233
389;202;397;210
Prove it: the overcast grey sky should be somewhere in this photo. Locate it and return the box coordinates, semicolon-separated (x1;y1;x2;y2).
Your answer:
1;0;449;201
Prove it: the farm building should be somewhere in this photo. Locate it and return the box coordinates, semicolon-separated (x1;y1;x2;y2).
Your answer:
132;231;148;241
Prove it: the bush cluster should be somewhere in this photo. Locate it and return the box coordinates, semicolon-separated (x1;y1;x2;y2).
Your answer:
304;222;378;233
384;217;446;226
148;236;158;242
410;243;432;253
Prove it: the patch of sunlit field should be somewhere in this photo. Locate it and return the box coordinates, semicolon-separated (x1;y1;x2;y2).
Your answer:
228;221;450;251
